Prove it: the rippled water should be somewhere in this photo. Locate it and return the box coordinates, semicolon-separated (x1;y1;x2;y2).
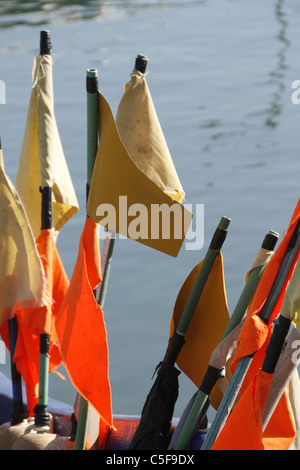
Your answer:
0;0;300;420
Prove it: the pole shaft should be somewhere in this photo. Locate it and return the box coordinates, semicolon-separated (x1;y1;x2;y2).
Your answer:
174;391;208;450
173;264;264;450
202;221;300;449
176;216;230;335
8;318;27;424
34;30;53;432
86;69;98;188
75;68;99;450
201;355;252;450
173;230;279;450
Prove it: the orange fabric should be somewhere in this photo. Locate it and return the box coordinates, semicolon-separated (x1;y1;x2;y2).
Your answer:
212;370;295;450
263;389;296;450
55;218;114;449
0;319;62;416
0;229;69;415
231;199;300;390
19;229;69;336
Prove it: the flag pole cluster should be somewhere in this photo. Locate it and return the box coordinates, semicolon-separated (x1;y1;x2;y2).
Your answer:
201;200;300;450
1;29;300;452
0;32;194;451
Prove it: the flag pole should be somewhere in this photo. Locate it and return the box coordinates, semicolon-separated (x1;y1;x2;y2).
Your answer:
202;219;300;450
172;230;279;450
128;215;231;450
93;53;148;306
8;317;27;425
74;68;99;450
34;30;52;433
175;216;231;336
74;55;149;450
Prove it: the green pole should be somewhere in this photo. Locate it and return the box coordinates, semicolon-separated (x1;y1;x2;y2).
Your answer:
173;230;279;450
176;216;231;336
128;215;231;450
34;30;52;433
86;68;99;187
202;220;300;450
94;53;148;307
74;68;99;450
222;231;279;338
75;55;149;449
97;232;115;308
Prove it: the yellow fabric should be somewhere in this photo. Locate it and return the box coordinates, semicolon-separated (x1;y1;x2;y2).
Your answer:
169;252;230;409
86;92;193;257
0;163;48;327
244;248;274;283
281;258;300;331
15;54;78;239
116;71;184;202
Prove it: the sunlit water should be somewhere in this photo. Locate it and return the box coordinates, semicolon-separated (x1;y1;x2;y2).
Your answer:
0;0;300;423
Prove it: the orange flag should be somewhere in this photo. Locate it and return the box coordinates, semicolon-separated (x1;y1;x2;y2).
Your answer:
0;228;69;415
55;217;114;449
230;199;300;391
211;370;295;450
19;228;70;336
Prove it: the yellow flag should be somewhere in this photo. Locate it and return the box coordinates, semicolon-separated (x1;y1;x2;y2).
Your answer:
169;253;230;408
86;92;192;257
0;149;49;327
116;70;184;202
15;54;79;238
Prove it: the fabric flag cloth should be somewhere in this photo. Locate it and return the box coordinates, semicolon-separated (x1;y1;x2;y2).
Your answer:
115;70;184;202
0;164;47;329
211;370;295;450
55;218;114;449
18;229;69;336
262;332;300;450
0;228;69;416
169;252;230;410
211;254;300;450
15;54;78;239
280;254;300;331
86;90;192;258
229;199;300;392
0;147;50;414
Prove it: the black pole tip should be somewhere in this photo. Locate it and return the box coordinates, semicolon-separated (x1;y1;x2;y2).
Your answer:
86;68;98;94
262;230;279;251
134;54;149;73
40;30;52;55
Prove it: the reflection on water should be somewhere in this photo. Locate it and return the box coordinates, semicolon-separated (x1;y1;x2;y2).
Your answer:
265;0;290;128
198;0;290;165
0;0;204;28
0;0;109;27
